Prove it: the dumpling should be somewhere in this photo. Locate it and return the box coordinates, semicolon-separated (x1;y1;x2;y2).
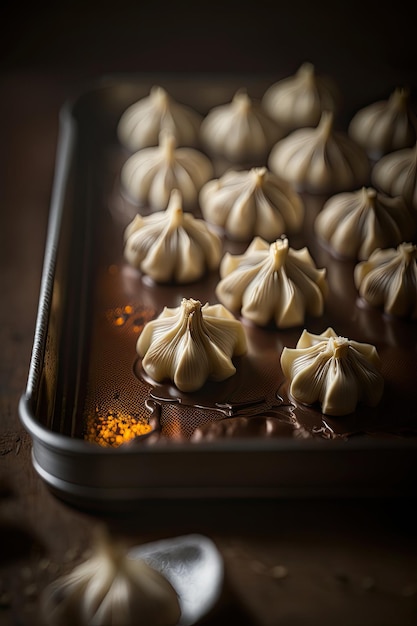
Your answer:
268;111;370;194
137;297;247;392
200;89;283;162
354;242;417;318
117;85;203;151
372;142;417;211
41;526;181;626
120;131;213;210
280;327;384;416
124;188;222;283
216;236;328;328
314;186;415;260
262;62;341;132
199;166;304;242
348;87;417;160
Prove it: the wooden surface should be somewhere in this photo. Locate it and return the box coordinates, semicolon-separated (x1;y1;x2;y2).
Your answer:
1;4;417;625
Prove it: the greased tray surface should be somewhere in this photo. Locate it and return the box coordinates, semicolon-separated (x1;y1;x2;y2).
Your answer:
19;74;417;509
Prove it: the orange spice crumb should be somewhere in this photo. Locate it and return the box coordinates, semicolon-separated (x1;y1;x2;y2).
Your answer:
84;410;152;447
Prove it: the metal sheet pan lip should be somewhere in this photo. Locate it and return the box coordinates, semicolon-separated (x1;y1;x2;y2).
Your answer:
23;108;76;400
32;448;417;502
19;392;417;458
29;449;417;504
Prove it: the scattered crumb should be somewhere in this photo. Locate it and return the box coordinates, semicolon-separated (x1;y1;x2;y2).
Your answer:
249;559;289;580
15;438;21;455
270;564;288;580
250;560;267;574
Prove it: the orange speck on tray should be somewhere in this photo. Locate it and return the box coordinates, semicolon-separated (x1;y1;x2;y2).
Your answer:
84;409;152;447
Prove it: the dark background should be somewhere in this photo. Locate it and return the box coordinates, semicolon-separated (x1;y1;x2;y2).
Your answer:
1;1;416;92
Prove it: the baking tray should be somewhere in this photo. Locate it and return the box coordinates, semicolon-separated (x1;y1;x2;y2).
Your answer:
19;73;417;510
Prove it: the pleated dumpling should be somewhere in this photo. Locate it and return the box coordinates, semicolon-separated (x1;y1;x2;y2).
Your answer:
199;166;304;242
117;85;203;151
124;189;222;284
200;89;283;163
268;111;370;194
348;88;417;160
372;142;417;211
216;236;328;328
41;526;181;626
354;242;417;319
137;297;247;392
314;186;415;260
280;327;384;416
121;131;213;210
262;62;341;132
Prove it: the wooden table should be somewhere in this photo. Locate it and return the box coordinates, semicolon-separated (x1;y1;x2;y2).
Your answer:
1;5;417;621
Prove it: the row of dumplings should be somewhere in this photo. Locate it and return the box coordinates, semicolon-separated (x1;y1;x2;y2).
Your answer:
124;183;417;322
136;294;384;416
118;61;417;203
117;64;417;321
114;67;416;415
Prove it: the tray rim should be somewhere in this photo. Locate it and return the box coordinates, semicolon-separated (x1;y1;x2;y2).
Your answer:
19;393;417;456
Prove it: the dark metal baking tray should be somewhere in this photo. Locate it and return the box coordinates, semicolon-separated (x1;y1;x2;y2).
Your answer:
19;74;417;510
